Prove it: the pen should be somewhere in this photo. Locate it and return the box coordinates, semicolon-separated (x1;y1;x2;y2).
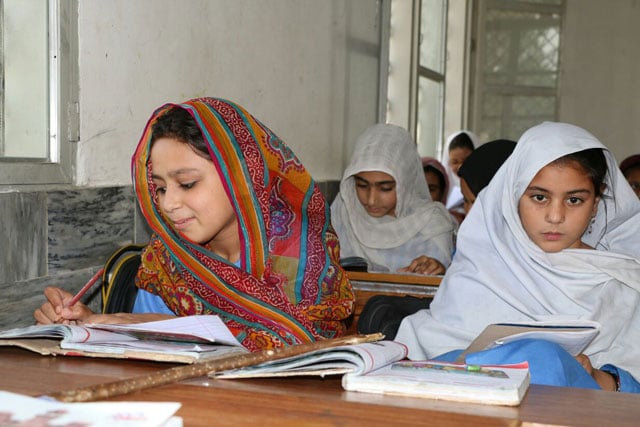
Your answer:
65;267;105;308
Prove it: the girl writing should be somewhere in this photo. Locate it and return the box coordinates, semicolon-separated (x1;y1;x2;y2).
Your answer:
34;98;355;351
396;122;640;392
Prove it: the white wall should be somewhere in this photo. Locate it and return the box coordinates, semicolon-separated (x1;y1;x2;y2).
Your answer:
559;0;640;162
76;0;381;186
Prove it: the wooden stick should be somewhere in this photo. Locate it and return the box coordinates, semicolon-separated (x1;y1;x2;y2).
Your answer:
46;333;384;402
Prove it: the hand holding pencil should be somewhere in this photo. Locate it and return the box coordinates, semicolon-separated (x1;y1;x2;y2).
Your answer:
33;268;103;325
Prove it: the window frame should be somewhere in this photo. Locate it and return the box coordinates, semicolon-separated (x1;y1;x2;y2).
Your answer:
0;0;78;188
468;0;564;142
385;0;452;160
414;0;448;158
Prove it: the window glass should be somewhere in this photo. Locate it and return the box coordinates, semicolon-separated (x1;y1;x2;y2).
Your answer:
419;0;446;74
471;0;563;142
1;0;49;159
0;0;77;186
415;0;447;157
416;76;444;157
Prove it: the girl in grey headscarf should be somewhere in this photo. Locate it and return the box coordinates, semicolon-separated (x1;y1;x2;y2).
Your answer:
331;124;456;275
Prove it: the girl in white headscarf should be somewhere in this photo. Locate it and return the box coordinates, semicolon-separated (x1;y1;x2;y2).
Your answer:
396;122;640;392
331;124;456;275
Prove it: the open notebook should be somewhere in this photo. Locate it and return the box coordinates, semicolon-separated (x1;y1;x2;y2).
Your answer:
0;315;248;363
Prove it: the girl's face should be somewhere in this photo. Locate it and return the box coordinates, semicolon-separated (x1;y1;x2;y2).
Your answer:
424;170;444;202
448;147;473;175
150;137;239;259
354;171;397;218
518;160;600;253
460;177;475;214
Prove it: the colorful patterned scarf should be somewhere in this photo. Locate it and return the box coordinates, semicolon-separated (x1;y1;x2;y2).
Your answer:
131;98;354;351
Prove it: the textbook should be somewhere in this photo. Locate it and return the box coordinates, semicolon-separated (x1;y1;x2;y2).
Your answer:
0;390;182;427
342;360;530;406
456;319;601;362
214;340;408;378
0;315;248;363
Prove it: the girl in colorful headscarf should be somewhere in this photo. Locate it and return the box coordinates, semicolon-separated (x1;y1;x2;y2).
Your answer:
34;98;354;351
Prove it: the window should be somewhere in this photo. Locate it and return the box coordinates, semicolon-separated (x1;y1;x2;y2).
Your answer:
0;0;77;186
469;0;564;142
385;0;449;159
415;0;447;158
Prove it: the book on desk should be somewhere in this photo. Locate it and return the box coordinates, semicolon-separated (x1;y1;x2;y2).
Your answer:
212;337;531;406
0;315;596;407
213;319;601;406
0;315;248;363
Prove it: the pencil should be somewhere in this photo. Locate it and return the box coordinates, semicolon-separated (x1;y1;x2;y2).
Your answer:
65;267;105;308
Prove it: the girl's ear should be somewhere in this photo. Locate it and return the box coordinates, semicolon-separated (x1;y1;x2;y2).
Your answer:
593;183;606;215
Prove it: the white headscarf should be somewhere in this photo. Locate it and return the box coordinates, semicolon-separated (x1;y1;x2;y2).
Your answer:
331;124;456;272
396;122;640;379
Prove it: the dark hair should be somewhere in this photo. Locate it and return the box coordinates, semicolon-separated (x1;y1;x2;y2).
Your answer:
150;106;210;159
458;139;516;196
423;164;446;192
553;148;608;198
448;132;475;152
620;154;640;177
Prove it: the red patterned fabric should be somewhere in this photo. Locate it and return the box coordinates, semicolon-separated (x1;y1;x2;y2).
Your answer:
132;98;354;351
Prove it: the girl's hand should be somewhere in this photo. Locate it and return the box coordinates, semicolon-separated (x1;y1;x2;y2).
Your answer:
575;353;617;391
398;256;446;275
33;286;94;325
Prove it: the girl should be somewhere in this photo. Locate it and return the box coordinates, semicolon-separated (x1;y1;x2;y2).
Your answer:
442;130;478;223
421;157;449;205
34;98;355;351
396;122;640;392
620;154;640;198
331;124;456;275
457;139;516;214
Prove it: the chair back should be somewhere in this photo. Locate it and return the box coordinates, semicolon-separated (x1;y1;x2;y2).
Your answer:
101;244;145;314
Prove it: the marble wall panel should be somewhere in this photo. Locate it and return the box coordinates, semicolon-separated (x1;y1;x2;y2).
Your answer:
0;267;101;329
47;187;136;273
0;192;47;283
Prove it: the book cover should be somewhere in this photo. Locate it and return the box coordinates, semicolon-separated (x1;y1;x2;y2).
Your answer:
456;319;600;362
0;391;182;427
0;315;248;363
342;360;530;406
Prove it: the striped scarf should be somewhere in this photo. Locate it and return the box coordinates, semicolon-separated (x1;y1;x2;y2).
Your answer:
132;98;354;351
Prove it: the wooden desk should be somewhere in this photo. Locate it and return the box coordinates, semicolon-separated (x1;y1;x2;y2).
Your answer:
347;271;443;287
2;347;638;426
346;271;440;334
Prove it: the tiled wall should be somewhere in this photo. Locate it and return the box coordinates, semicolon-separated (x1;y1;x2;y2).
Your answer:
0;181;339;329
0;186;148;329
